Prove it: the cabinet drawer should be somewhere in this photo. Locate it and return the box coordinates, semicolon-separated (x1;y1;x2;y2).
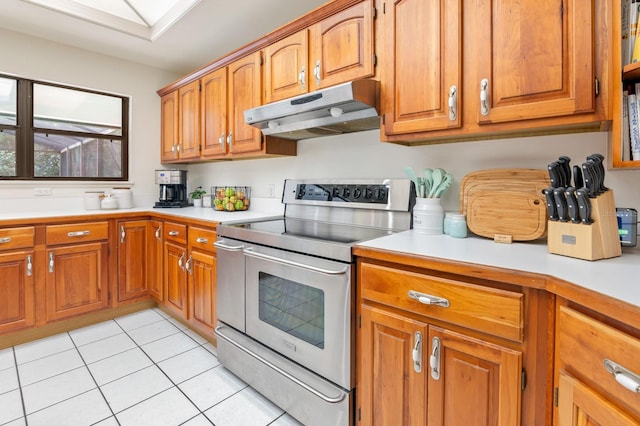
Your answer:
46;222;108;245
359;262;524;342
165;222;187;244
188;226;216;253
0;227;35;251
557;306;640;419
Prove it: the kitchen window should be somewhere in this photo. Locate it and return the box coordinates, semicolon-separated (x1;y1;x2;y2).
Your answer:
0;74;128;180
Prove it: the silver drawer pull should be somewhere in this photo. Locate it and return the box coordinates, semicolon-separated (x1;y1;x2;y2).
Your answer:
412;331;422;373
26;255;33;277
196;237;208;244
49;252;54;272
168;231;179;237
408;290;450;308
67;231;90;237
0;237;11;243
604;359;640;393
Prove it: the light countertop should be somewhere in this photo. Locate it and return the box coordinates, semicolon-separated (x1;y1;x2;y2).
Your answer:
356;230;640;309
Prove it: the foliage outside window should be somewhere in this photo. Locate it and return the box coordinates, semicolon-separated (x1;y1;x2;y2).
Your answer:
0;74;128;180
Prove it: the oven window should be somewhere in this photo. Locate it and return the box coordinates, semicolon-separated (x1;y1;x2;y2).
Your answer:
258;272;324;349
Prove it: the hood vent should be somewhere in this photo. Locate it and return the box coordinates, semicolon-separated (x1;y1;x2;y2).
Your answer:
244;79;380;140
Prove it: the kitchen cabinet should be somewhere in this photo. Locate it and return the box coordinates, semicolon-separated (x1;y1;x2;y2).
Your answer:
554;302;640;425
117;220;162;303
0;227;35;334
160;81;200;162
263;0;374;103
187;225;217;336
356;256;550;426
45;222;109;322
379;0;609;144
163;221;188;320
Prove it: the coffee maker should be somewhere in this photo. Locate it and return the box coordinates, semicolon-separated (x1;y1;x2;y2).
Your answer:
154;170;191;208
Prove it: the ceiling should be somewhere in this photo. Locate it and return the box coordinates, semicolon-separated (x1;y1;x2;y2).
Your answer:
0;0;329;75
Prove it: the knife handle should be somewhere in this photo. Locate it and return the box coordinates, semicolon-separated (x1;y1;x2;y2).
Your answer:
565;187;580;224
558;156;571;187
548;162;561;188
587;154;608;192
576;188;593;224
542;188;558;221
581;163;597;198
553;187;568;222
572;165;583;189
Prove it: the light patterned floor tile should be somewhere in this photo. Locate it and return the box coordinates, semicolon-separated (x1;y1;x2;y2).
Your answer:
141;331;199;363
115;387;199;426
0;347;15;370
77;332;137;364
179;366;247;411
126;319;180;346
69;320;124;347
204;386;284;426
270;413;305;425
21;366;95;414
17;348;83;386
115;309;165;331
87;347;153;386
14;333;74;365
157;346;219;384
100;365;172;413
0;389;24;424
181;414;214;425
26;389;112;426
0;365;19;394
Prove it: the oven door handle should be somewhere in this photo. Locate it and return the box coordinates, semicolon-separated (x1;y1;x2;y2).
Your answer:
213;240;245;251
243;247;348;275
215;325;346;404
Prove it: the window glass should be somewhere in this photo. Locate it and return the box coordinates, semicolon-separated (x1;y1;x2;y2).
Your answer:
0;129;16;176
0;77;16;126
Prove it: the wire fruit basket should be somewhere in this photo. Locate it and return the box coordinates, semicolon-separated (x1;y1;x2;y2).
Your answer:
211;186;250;211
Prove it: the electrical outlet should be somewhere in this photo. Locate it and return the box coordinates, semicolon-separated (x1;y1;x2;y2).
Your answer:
34;187;52;196
268;184;275;198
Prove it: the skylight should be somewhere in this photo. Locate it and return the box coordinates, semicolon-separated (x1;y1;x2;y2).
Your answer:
20;0;201;41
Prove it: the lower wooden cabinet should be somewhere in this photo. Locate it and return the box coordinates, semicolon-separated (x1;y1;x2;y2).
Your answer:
0;249;35;333
147;220;163;302
187;225;217;336
164;240;188;319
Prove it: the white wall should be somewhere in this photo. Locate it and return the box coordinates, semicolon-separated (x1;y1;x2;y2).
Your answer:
0;28;179;212
1;27;638;217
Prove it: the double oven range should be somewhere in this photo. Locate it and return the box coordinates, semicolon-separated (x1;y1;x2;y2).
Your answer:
214;178;415;426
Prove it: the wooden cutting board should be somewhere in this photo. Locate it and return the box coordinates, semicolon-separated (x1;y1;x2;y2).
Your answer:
460;169;550;241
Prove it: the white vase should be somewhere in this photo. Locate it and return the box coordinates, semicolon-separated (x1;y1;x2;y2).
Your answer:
413;198;444;234
193;198;203;207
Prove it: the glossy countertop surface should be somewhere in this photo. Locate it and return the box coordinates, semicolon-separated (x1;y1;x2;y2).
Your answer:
355;230;640;309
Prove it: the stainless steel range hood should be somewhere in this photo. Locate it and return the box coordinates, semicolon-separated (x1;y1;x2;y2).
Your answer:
244;79;379;140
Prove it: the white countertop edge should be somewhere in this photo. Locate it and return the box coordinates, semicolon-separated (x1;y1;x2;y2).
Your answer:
356;230;640;309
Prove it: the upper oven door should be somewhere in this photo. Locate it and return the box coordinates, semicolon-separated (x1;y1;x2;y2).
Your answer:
244;244;353;389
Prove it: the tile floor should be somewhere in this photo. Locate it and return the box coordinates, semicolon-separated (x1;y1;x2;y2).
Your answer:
0;308;303;426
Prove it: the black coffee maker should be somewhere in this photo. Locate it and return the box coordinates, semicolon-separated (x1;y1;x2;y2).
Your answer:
154;170;191;208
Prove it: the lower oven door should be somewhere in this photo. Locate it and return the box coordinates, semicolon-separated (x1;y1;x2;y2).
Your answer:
244;244;353;390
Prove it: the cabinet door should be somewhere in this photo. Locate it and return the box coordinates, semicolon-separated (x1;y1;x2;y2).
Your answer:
117;221;150;302
264;30;309;103
188;249;216;333
0;250;35;333
557;372;638;426
164;241;187;319
46;242;108;322
148;221;163;302
470;0;594;125
358;304;428;426
201;68;229;158
178;80;201;160
309;0;374;90
427;325;522;426
227;51;263;154
380;0;461;135
160;91;179;162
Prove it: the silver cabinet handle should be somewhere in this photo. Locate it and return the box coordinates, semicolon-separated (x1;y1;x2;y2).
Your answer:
412;331;423;373
26;255;33;277
480;78;490;116
67;230;90;237
408;290;450;308
226;133;233;148
0;237;11;244
314;60;321;86
185;254;193;275
430;337;441;380
219;133;226;148
299;65;306;91
604;359;640;393
155;227;161;240
168;231;179;237
448;85;457;121
178;252;185;271
171;144;176;153
48;252;54;273
213;240;244;251
177;143;183;154
120;225;126;243
195;237;208;244
243;247;348;275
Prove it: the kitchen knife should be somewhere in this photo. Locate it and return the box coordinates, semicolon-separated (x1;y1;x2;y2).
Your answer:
553;187;569;222
558;156;571;187
572;165;583;189
576;188;593;224
581;162;597;198
547;162;562;188
565;187;580;224
542;188;558;221
587;154;608;192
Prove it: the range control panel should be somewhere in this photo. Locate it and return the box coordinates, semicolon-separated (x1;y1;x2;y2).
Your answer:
294;183;389;204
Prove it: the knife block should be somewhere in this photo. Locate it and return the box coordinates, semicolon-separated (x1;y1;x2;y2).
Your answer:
547;190;622;261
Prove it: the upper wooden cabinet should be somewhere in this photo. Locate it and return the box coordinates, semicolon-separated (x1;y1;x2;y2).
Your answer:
161;80;201;162
200;68;228;158
160;91;178;162
380;0;609;144
264;0;374;103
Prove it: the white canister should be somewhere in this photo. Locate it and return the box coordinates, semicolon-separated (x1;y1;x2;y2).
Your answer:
112;188;133;209
413;198;444;234
84;191;103;210
101;194;118;210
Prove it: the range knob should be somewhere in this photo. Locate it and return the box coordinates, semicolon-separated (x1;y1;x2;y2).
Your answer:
332;187;341;199
353;187;362;199
364;187;373;199
342;187;351;198
374;188;387;201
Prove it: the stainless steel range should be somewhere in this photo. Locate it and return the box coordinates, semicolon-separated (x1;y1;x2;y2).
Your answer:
214;178;415;426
